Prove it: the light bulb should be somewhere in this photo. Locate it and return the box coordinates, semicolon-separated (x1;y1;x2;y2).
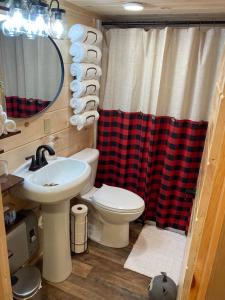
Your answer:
51;19;64;38
34;14;49;37
50;8;67;39
2;8;25;36
24;18;36;39
30;3;50;37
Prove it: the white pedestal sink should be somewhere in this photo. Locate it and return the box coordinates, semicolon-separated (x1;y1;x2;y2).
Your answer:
12;157;91;283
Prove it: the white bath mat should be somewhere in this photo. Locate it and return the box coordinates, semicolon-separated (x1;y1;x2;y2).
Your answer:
124;225;186;284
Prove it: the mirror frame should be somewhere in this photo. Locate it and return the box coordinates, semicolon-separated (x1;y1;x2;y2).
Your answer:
1;35;65;119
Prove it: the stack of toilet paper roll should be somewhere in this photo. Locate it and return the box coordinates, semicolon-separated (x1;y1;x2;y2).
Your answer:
71;204;88;254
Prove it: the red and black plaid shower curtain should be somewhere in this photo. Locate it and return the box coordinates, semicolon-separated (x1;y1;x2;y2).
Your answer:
95;27;225;231
95;110;207;231
5;96;51;118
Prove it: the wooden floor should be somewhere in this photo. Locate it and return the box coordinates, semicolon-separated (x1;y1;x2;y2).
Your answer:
37;222;150;300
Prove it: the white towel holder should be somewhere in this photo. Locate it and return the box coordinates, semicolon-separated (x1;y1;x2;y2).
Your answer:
68;24;102;130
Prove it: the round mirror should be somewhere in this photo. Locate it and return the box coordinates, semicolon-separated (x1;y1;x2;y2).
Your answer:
0;33;64;118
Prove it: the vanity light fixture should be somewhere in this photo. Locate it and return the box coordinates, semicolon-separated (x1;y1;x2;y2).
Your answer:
1;0;67;39
123;2;144;11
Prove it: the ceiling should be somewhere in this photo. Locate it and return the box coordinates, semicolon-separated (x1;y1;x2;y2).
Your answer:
67;0;225;21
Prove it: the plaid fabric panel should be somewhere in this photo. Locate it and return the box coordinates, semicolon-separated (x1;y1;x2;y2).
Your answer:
96;110;208;231
5;96;51;118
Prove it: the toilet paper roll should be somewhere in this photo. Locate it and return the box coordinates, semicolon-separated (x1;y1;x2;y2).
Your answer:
74;232;87;244
74;220;87;229
72;204;88;222
71;204;88;253
73;244;88;254
71;204;88;216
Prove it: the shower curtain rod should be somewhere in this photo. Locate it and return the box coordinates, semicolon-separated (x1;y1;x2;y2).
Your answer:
102;20;225;27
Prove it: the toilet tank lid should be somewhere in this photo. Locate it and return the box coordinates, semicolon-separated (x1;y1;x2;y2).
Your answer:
70;148;99;163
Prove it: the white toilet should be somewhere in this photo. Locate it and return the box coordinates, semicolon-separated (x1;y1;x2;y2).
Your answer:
70;148;145;248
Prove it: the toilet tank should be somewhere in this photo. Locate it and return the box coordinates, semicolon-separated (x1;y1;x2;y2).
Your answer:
70;148;99;194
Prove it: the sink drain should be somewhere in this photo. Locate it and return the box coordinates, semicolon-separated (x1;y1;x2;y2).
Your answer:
43;183;59;187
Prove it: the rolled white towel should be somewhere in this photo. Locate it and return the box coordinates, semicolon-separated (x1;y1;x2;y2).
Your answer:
4;119;17;133
70;79;100;97
0;112;7;124
68;24;103;45
70;63;102;80
70;95;99;114
69;43;102;64
70;110;99;131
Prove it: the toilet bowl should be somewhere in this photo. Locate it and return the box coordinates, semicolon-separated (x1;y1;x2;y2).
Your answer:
70;148;145;248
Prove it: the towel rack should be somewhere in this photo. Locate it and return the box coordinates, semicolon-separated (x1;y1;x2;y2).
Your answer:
84;100;96;111
68;24;101;131
87;49;97;58
86;115;96;122
84;31;97;43
86;67;97;76
85;84;97;94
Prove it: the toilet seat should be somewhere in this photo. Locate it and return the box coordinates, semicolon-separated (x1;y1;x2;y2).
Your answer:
91;184;145;213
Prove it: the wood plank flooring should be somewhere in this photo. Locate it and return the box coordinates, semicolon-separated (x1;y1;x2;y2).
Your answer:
36;223;150;300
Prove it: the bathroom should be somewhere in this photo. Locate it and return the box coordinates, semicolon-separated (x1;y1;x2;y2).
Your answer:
0;0;225;299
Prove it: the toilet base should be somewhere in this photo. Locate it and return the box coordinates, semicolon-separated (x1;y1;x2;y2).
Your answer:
89;218;129;248
100;223;129;248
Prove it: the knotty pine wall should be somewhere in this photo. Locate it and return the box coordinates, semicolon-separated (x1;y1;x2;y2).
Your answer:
0;0;100;173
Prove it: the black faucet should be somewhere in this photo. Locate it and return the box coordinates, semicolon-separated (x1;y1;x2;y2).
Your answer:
25;145;55;171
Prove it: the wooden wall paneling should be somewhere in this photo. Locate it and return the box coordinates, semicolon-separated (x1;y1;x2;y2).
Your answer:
64;0;225;21
54;39;72;64
0;125;94;173
0;108;71;153
197;139;225;299
177;50;225;299
47;86;71;113
63;64;73;87
0;190;12;300
61;0;99;26
191;95;225;300
206;216;225;299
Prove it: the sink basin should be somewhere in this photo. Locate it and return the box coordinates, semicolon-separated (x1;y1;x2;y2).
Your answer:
12;157;91;283
13;157;91;204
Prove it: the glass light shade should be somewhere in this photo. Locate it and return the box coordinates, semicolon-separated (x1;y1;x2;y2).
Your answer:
21;9;36;39
2;7;25;37
50;8;67;39
31;4;50;37
24;16;37;39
